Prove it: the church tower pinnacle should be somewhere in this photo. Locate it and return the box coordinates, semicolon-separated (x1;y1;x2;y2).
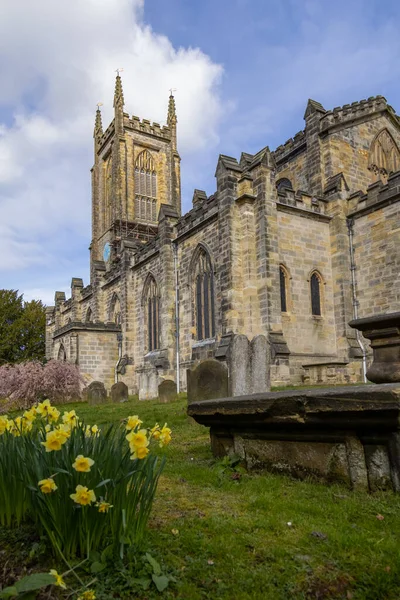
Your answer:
113;72;125;134
93;105;103;142
167;91;177;150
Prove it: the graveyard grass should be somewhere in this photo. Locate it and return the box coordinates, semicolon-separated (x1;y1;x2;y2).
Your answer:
2;396;400;600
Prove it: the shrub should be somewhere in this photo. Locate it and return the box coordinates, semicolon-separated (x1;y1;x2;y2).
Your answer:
0;360;83;411
0;403;171;560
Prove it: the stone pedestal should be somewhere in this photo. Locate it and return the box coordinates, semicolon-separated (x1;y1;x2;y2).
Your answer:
349;312;400;383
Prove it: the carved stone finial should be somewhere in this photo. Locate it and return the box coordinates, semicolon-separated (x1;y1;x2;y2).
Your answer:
167;91;177;124
113;74;125;109
94;106;103;138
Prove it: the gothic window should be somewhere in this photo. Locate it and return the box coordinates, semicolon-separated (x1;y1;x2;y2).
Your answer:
58;344;66;362
105;157;112;228
109;293;121;325
310;272;322;316
143;275;159;351
276;178;293;191
134;150;157;222
193;246;215;340
368;129;400;183
279;266;289;313
85;307;93;323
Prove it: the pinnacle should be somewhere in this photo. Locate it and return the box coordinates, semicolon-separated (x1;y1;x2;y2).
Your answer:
113;74;125;109
94;106;103;137
168;92;177;123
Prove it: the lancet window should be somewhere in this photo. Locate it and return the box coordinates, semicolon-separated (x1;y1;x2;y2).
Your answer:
310;272;322;316
143;275;159;351
134;150;157;222
193;247;215;341
279;266;289;313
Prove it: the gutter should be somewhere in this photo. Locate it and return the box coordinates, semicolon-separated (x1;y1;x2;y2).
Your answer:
172;240;180;393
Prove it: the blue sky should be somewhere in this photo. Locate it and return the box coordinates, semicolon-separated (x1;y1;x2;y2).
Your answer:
1;0;400;305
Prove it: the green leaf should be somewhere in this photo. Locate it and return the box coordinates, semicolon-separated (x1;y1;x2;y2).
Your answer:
88;550;101;562
0;587;18;599
101;545;113;564
146;553;161;576
152;575;169;592
133;577;151;590
91;561;106;574
15;573;55;593
95;478;112;488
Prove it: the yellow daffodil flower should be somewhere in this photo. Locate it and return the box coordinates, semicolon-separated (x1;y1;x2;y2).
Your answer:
23;408;36;422
72;455;95;473
0;416;8;435
38;478;58;494
70;485;96;506
41;429;68;452
85;424;100;437
126;429;149;449
62;410;78;428
49;569;66;589
150;423;161;440
77;590;96;600
96;500;113;513
47;406;60;423
7;417;22;437
36;399;52;416
125;415;143;431
130;446;149;460
159;423;172;447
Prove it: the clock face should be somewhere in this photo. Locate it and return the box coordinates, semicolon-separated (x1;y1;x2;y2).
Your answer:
103;242;111;262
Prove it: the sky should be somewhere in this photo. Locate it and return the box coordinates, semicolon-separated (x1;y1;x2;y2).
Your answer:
1;0;400;305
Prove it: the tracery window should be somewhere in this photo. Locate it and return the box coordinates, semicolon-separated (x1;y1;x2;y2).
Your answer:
193;247;215;341
310;272;322;316
368;129;400;183
85;307;93;323
279;266;289;313
143;275;159;351
134;150;157;222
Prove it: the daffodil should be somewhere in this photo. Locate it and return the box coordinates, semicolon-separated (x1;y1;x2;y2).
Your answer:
41;429;68;452
0;416;8;435
23;408;36;422
72;455;95;473
47;406;60;423
77;590;96;600
62;410;78;428
85;424;100;437
49;569;66;589
130;446;149;460
159;423;172;447
96;500;113;513
150;423;161;440
38;478;58;494
125;415;143;431
36;399;52;416
70;484;96;506
7;417;22;437
55;423;71;440
126;429;149;451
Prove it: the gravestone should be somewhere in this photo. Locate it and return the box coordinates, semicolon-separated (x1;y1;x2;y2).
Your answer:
229;334;270;396
110;381;129;403
251;335;270;393
187;359;229;403
81;387;89;402
158;380;177;403
87;381;107;405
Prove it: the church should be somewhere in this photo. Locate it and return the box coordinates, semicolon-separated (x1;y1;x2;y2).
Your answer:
45;75;400;397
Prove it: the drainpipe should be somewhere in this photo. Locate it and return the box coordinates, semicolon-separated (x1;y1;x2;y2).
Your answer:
347;218;367;382
172;240;180;393
115;332;123;384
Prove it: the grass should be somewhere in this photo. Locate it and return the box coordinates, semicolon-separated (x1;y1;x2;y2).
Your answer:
2;395;400;599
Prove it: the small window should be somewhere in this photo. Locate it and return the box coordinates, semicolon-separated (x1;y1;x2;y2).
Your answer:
193;247;215;341
280;266;288;312
310;272;322;316
276;178;293;192
143;276;159;351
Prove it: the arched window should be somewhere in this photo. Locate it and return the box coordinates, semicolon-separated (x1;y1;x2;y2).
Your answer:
57;344;66;362
85;307;93;323
369;129;400;183
134;150;157;222
109;293;121;325
105;157;112;228
310;272;322;316
143;275;159;351
276;178;293;192
279;266;289;313
193;246;215;341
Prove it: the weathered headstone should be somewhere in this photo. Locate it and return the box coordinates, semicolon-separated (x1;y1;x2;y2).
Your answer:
87;381;107;405
187;359;228;403
110;381;129;403
251;335;270;393
158;380;177;403
229;334;270;396
81;386;89;402
139;367;159;400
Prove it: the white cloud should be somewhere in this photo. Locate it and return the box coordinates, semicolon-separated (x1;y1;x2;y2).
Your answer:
0;0;223;289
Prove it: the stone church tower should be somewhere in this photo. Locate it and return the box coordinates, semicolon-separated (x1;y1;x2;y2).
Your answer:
46;79;400;396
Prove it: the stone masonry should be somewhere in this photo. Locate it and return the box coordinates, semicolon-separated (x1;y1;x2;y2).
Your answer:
46;80;400;395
